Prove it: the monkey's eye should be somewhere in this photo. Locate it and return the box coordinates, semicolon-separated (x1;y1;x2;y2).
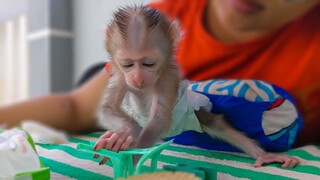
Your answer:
142;63;155;67
121;63;134;68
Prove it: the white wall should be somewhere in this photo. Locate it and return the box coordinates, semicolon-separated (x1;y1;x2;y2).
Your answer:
72;0;150;82
0;0;28;105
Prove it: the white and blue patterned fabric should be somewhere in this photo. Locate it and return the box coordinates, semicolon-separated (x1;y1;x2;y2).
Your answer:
165;79;303;152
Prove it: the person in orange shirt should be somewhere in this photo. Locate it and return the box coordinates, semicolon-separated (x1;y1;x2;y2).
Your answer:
0;0;319;149
149;0;320;146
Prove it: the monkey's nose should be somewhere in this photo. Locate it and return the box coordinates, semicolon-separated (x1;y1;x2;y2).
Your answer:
134;79;144;88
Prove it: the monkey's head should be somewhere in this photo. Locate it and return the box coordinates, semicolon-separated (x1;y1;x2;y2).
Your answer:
105;5;180;90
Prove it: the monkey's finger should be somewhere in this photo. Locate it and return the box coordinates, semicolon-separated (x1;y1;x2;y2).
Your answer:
254;153;299;168
289;158;299;168
99;131;113;139
94;139;108;151
253;158;264;168
93;131;114;158
111;131;130;152
253;156;276;167
99;156;110;165
105;131;123;150
120;136;133;150
281;157;299;168
281;158;293;168
93;139;109;158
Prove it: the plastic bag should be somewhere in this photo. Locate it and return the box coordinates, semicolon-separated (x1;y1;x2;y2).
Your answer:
0;128;50;179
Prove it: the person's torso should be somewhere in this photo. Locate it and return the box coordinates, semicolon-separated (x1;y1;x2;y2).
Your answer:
149;0;320;145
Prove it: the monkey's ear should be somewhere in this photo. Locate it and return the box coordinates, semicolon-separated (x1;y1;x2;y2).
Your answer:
169;20;182;47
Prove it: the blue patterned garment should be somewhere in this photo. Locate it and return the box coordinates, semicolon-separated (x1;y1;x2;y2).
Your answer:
165;79;303;152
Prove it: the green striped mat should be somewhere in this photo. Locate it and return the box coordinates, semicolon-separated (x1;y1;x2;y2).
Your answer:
36;132;320;180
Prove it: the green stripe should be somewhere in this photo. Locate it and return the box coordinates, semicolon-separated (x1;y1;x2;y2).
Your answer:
40;157;110;179
38;143;112;166
159;154;293;180
284;149;320;161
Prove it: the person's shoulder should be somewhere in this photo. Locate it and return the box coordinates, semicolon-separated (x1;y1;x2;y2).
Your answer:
308;4;320;16
302;5;320;28
148;0;206;20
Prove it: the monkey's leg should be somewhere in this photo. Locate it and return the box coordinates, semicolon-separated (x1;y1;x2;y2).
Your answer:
195;108;299;168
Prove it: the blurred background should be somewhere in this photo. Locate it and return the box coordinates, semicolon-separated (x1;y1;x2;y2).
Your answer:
0;0;150;105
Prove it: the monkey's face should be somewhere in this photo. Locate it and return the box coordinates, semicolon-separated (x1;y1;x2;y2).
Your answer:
114;48;164;90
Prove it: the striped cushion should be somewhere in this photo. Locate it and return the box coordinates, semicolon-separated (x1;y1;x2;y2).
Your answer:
37;132;320;179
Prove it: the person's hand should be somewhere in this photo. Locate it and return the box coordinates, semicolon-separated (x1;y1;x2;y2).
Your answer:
253;152;299;168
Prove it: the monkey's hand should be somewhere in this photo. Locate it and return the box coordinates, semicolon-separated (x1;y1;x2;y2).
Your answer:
93;124;141;165
253;152;299;168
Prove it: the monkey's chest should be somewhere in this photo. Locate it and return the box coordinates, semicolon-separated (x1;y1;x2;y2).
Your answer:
121;92;152;127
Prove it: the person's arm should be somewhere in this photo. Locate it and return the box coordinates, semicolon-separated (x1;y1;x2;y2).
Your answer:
0;70;110;134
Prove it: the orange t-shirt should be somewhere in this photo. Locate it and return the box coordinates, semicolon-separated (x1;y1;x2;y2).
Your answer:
149;0;320;146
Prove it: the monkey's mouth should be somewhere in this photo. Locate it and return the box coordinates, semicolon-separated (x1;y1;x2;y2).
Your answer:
128;84;148;91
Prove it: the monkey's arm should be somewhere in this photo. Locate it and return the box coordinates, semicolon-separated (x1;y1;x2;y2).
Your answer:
95;75;141;153
195;108;299;168
136;71;179;148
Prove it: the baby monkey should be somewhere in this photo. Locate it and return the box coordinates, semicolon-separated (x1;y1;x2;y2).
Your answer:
95;5;299;168
95;5;180;164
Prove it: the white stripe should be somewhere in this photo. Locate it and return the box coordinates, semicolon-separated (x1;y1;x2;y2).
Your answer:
299;158;320;168
28;29;73;41
36;146;114;178
217;173;249;180
73;135;99;142
162;150;320;179
298;145;320;157
51;172;75;180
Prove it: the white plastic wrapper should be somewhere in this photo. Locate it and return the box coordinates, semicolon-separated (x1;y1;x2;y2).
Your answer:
164;80;212;138
0;128;41;176
121;80;212;138
184;80;212;112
